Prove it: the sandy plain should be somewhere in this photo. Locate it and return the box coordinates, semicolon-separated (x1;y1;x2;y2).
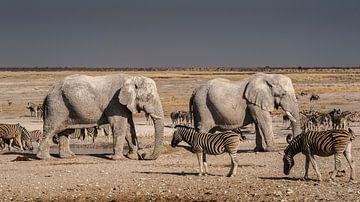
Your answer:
0;68;360;201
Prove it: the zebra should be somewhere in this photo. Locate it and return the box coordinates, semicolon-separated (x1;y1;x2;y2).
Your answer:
52;127;97;144
309;94;320;102
178;111;191;125
171;125;241;177
170;111;180;125
26;102;38;117
283;129;355;182
0;123;33;151
145;113;153;126
28;130;43;143
36;104;44;118
98;124;112;142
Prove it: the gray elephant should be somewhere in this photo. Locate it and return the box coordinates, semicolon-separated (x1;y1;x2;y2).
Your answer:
189;73;301;152
36;74;164;160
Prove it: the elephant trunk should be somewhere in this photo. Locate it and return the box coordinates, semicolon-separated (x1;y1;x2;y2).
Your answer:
142;102;164;160
286;104;301;142
142;117;164;160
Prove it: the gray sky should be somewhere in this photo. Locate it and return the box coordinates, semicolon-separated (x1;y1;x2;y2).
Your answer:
0;0;359;67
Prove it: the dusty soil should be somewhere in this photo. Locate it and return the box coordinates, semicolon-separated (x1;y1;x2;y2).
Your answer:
1;69;360;201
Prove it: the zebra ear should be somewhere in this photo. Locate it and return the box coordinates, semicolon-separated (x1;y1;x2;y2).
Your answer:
286;134;293;144
348;128;354;134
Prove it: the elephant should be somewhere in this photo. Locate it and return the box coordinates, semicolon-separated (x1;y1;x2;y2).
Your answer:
189;73;301;152
36;73;164;160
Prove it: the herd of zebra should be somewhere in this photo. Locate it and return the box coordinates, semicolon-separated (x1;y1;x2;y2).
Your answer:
170;111;192;126
283;108;360;132
0;122;113;152
26;102;43;118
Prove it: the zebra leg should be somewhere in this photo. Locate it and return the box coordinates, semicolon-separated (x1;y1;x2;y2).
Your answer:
227;153;238;177
344;143;355;182
59;135;75;158
15;136;24;151
196;152;204;176
203;153;208;175
304;155;310;180
309;154;322;181
8;139;13;151
330;153;342;181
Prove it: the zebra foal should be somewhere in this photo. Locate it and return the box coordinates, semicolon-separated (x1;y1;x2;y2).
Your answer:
283;129;355;182
171;125;241;177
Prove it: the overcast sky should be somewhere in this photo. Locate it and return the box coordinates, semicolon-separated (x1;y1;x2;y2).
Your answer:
0;0;359;67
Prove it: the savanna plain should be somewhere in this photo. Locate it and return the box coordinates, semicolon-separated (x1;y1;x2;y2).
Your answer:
1;68;360;201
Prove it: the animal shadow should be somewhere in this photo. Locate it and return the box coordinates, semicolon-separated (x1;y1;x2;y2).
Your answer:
87;153;122;160
134;171;222;177
2;151;38;160
259;176;318;182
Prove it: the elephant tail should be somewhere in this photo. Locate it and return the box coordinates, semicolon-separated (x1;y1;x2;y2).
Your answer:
188;92;195;125
42;95;49;122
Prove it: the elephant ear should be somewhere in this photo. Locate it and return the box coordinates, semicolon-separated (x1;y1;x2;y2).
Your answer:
244;74;279;111
118;78;138;113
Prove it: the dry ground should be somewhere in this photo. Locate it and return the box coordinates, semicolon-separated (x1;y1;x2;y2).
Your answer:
0;69;360;201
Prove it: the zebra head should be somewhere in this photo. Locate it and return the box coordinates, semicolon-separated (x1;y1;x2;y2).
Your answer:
171;128;183;147
19;125;34;150
283;154;294;175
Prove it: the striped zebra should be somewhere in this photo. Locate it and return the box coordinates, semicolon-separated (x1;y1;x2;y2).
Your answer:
0;123;33;151
28;130;43;143
171;125;241;177
283;129;355;182
52;127;97;144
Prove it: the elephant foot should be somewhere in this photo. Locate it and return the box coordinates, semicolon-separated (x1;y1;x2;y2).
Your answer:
59;152;76;159
36;152;52;160
109;154;126;161
125;152;139;160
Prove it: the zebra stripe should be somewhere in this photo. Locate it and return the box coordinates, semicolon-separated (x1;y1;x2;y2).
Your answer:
52;127;97;144
171;125;241;177
283;129;355;182
29;130;43;143
0;123;33;151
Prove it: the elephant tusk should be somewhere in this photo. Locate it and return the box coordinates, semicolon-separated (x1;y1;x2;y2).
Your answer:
150;114;163;120
285;111;296;123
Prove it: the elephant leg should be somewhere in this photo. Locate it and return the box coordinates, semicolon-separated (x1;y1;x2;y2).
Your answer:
59;135;75;158
37;128;59;159
248;104;275;152
109;117;127;160
125;117;139;160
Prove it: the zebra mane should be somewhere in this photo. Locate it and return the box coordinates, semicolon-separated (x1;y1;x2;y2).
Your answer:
174;125;194;130
18;124;31;140
284;133;303;155
174;125;201;134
